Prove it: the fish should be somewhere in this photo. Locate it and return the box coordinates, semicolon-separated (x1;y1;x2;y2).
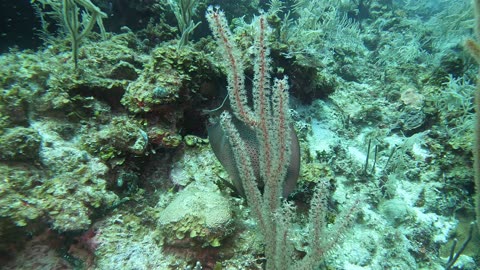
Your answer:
208;115;300;198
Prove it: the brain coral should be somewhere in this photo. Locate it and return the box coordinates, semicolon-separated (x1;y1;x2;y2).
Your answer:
158;182;233;248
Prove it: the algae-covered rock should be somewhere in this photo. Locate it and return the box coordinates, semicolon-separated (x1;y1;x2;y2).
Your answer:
147;127;182;149
82;116;148;161
121;45;216;113
8;118;121;232
183;134;208;147
158;182;233;248
0;85;32;129
0;127;41;161
0;163;45;227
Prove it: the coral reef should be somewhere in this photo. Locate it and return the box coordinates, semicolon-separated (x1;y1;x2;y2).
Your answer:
0;0;479;269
